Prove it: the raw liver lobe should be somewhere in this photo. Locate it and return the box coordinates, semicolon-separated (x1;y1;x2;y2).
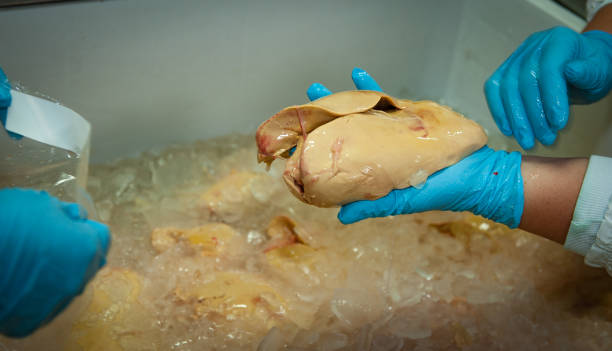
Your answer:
257;91;487;207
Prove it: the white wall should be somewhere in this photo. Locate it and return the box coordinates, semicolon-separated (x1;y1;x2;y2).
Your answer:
0;0;608;163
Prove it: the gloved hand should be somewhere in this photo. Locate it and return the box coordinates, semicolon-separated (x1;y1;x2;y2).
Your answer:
484;27;612;149
0;188;111;337
307;68;524;228
307;66;383;99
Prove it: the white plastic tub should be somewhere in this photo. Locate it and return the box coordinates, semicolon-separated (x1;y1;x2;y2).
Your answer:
2;1;612;349
0;0;608;163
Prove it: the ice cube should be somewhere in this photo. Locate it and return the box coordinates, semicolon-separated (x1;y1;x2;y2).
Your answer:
247;230;267;246
257;327;285;351
409;169;428;189
330;288;386;327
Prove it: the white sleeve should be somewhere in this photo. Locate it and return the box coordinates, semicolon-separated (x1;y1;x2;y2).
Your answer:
585;199;612;273
587;0;612;21
564;155;612;275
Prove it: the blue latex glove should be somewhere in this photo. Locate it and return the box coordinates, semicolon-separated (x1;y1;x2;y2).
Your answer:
0;67;22;139
0;68;11;129
307;68;524;227
307;67;383;100
484;27;612;149
0;188;111;337
338;147;523;227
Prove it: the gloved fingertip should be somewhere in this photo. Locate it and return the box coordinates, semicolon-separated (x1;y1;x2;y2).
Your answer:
61;202;88;220
564;60;587;84
351;67;383;92
518;135;535;150
307;83;332;101
352;67;366;75
337;206;357;224
337;213;352;225
500;127;513;136
490;110;513;136
514;125;536;150
550;108;569;131
538;130;557;146
337;207;363;225
351;67;369;83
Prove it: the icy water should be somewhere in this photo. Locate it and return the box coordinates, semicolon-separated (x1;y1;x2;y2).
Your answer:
2;134;612;351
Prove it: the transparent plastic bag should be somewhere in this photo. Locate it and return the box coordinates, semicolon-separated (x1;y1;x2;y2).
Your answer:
0;91;97;219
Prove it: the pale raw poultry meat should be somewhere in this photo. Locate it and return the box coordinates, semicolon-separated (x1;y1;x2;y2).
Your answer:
256;91;488;207
150;217;321;331
66;216;323;350
199;170;279;222
151;222;239;255
67;268;156;351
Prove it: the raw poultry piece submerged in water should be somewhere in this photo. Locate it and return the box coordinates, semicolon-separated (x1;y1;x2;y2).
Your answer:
256;91;488;207
199;170;279;222
68;216;325;350
150;219;316;326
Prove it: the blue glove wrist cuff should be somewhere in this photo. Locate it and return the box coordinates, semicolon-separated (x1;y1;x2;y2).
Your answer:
583;30;612;50
470;150;524;228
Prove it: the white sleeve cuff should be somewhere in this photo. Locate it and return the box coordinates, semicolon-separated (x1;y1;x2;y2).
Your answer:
585;201;612;274
587;0;612;21
564;155;612;256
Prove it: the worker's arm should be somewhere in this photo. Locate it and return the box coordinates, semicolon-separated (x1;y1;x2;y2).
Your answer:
563;156;612;271
584;2;612;33
478;2;612;265
521;2;612;245
520;157;587;243
477;4;612;241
